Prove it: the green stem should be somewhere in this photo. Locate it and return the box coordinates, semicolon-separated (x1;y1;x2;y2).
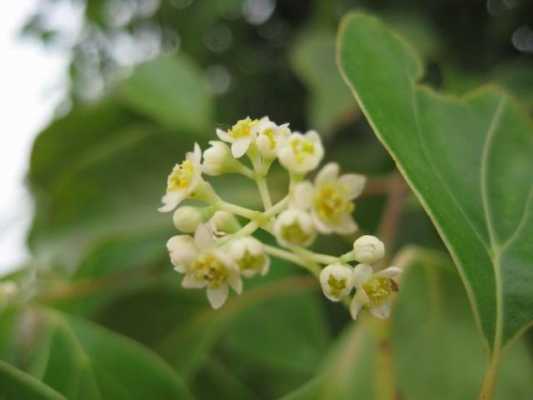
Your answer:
263;245;321;277
256;176;273;210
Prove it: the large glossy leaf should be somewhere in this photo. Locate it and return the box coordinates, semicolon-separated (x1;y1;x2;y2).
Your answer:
280;248;533;399
0;361;65;400
3;309;192;400
338;13;533;351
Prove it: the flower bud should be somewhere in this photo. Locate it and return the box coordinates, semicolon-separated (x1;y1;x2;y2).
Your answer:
209;211;241;236
319;264;354;302
353;235;385;264
173;206;204;233
230;236;270;278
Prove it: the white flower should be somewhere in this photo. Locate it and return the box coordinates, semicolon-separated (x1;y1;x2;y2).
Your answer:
353;235;385;264
273;209;316;248
278;130;324;175
216;117;259;158
319;264;354;302
167;224;242;309
350;264;401;320
173;206;204;233
230;236;270;278
254;116;291;159
293;163;365;234
208;211;241;237
203;141;244;176
159;143;203;213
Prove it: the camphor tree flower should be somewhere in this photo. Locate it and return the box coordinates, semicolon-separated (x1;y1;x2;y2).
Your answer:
161;116;402;321
203;140;249;176
167;224;242;309
254;116;290;160
173;206;204;233
350;264;402;320
209;211;241;237
278;130;324;175
353;235;385;264
216;117;259;158
273;208;317;248
293;163;366;234
230;236;270;278
320;263;354;302
159;144;203;212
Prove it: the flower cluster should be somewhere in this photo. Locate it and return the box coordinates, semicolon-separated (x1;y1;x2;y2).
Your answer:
159;117;402;317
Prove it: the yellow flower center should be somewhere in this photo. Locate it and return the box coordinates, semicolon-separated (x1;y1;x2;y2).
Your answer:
229;118;257;139
290;138;315;163
238;251;266;272
168;160;194;191
327;275;347;297
362;276;398;306
281;222;312;245
314;183;354;223
263;128;277;149
190;253;228;288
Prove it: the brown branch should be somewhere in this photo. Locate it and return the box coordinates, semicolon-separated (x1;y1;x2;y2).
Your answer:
377;172;409;252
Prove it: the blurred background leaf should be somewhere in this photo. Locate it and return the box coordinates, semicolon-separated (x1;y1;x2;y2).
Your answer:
0;0;531;399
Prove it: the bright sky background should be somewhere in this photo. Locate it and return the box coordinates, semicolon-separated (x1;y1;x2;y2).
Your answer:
0;1;77;273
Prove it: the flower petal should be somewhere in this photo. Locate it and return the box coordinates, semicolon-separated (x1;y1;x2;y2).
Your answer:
334;213;358;234
207;285;229;309
216;128;231;142
350;296;364;320
194;224;215;250
228;272;243;294
370;303;391;319
352;264;374;288
158;192;184;213
311;211;334;234
339;174;366;199
167;235;198;267
292;181;314;209
182;274;206;289
231;138;251;158
316;162;339;185
378;266;402;280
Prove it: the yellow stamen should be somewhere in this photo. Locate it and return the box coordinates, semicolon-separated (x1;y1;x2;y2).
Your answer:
190;253;228;288
362;276;397;306
168;160;194;191
290;138;315;163
314;183;354;223
229;118;257;139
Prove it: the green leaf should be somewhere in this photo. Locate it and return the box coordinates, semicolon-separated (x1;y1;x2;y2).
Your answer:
281;248;533;399
4;310;192;400
338;12;533;351
119;53;213;134
0;360;66;400
392;249;533;399
290;31;356;136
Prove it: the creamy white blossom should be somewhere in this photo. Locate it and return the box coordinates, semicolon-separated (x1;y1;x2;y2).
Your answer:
202;140;245;176
209;211;241;237
278;130;324;174
293;163;365;234
353;235;385;264
167;224;242;309
230;236;270;278
319;263;354;302
173;206;204;233
159;143;203;213
350;264;401;320
273;209;317;248
254;116;291;159
216;117;259;158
